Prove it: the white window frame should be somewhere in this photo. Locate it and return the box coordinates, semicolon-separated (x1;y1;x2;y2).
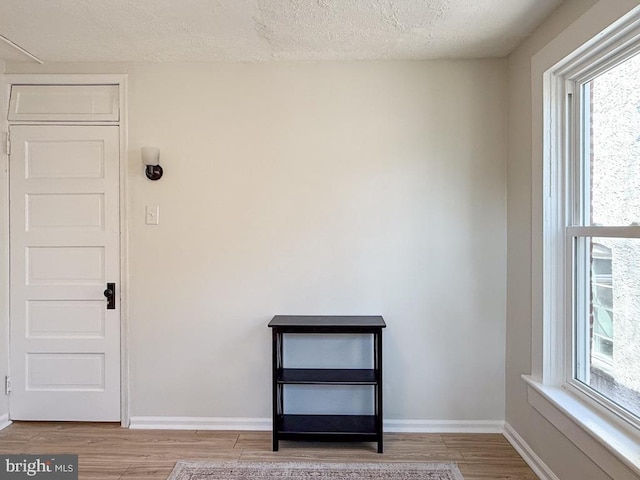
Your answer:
563;46;640;428
523;5;640;478
543;8;640;391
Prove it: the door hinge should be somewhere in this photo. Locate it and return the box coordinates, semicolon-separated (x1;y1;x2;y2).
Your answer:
5;132;10;156
4;376;10;395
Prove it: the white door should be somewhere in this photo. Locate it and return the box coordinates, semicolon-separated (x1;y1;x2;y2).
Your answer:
9;125;121;421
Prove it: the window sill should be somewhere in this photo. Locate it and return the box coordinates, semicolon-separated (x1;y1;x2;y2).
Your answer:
522;375;640;478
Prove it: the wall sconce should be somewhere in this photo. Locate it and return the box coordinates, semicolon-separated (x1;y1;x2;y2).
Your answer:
141;147;163;181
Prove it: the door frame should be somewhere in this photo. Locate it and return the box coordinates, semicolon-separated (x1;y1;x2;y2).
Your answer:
1;74;130;426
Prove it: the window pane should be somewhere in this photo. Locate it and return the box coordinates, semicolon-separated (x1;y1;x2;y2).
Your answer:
586;53;640;226
575;237;640;419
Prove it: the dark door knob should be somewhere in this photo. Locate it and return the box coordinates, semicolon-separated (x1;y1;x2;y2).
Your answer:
104;282;116;310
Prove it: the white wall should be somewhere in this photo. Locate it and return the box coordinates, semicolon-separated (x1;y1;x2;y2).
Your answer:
5;60;507;424
507;1;639;479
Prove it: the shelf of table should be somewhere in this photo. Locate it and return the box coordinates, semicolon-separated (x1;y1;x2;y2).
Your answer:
276;368;377;385
278;414;378;441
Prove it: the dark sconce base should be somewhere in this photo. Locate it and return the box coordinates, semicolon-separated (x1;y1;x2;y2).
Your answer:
145;164;163;181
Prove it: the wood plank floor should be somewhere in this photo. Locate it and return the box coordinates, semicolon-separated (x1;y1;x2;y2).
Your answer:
0;422;537;480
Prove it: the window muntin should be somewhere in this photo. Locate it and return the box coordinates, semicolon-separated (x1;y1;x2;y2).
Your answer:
569;51;640;425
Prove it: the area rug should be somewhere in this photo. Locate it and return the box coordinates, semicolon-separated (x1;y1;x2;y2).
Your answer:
166;461;465;480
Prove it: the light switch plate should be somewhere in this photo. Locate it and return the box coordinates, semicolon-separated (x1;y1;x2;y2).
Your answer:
145;205;159;225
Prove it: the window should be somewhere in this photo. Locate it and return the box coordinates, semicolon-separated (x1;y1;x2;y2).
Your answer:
562;47;640;427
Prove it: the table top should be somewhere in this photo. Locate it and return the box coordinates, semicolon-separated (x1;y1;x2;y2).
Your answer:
268;315;386;328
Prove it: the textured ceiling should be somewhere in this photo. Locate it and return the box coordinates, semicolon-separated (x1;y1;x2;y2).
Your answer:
0;0;565;63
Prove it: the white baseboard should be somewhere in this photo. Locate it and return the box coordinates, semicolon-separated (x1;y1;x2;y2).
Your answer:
129;416;504;434
503;422;559;480
0;414;12;431
385;419;504;433
129;416;272;430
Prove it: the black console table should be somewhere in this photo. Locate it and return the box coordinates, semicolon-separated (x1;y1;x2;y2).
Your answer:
268;315;386;453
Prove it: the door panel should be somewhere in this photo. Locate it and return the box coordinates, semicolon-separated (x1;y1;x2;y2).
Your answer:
27;300;105;338
27;193;105;231
10;125;120;421
27;353;105;390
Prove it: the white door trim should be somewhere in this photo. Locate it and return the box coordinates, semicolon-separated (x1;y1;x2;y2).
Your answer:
2;74;130;426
